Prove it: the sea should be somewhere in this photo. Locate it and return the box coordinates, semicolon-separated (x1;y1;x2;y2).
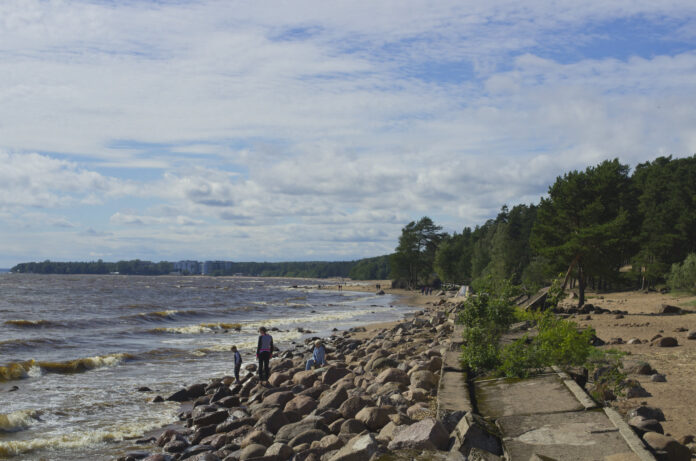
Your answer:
0;274;413;460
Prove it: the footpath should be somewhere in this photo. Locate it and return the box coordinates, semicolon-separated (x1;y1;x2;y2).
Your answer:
436;321;656;461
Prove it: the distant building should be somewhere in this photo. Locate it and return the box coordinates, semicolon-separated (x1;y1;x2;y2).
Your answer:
202;260;233;275
173;260;201;275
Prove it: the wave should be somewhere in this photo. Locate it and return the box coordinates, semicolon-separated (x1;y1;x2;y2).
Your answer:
0;409;41;433
0;337;64;352
0;412;178;458
149;322;241;334
0;353;134;382
3;319;62;328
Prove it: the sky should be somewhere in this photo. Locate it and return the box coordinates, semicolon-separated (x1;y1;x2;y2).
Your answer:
1;0;696;267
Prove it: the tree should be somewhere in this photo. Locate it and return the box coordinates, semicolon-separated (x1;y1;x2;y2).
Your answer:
390;217;445;288
531;159;635;306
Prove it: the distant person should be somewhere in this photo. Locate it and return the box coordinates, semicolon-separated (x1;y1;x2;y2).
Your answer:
305;340;326;370
256;327;273;383
231;345;243;382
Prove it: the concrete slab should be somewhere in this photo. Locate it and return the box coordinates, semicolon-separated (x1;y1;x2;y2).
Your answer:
474;374;584;418
498;410;638;461
437;370;473;417
443;349;463;371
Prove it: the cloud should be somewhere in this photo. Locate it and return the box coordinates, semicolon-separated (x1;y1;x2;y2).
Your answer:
0;1;695;265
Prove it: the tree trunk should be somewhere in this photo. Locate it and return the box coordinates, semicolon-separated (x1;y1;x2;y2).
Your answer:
562;254;581;290
578;264;586;307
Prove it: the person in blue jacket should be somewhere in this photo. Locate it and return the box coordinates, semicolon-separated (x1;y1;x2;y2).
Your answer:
256;327;273;383
305;340;327;370
231;345;242;382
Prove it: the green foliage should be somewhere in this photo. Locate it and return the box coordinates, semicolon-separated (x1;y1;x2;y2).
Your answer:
458;278;518;373
348;255;391;280
667;253;696;292
585;348;627;403
546;273;567;309
390;217;445;288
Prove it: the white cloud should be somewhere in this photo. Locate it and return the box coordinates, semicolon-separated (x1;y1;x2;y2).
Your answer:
0;0;695;265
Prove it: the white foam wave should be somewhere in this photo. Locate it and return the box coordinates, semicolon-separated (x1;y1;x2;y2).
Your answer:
0;410;178;457
244;308;376;329
0;409;41;433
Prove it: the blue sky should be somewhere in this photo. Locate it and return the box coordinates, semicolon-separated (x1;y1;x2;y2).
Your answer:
1;0;696;267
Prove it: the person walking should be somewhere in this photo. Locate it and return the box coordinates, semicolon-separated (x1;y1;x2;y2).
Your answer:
256;326;273;383
305;340;326;370
231;345;242;383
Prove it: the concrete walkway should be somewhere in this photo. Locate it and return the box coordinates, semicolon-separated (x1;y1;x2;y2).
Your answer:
437;322;655;460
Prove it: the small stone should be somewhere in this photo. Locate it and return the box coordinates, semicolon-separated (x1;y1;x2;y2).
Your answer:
651;373;667;382
652;336;679;347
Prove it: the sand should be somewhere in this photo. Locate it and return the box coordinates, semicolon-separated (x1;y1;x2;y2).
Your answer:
567;290;696;442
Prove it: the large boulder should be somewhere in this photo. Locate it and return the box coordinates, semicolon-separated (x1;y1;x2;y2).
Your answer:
322;366;351;386
328;433;379;461
193;410;229;428
254;408;289;434
293;370;320;387
375;421;406;443
387;418;449;450
652;337;679;347
318;387;349;410
284;395;318;415
338;396;369;419
375;368;410;386
240;429;274;448
275;417;330;443
450;411;503;456
628;405;666;422
262;391;295;408
265;442;294;460
268;371;291;387
409;370;438;390
355;407;390;432
238;443;267;460
642;432;691;461
288;428;327;447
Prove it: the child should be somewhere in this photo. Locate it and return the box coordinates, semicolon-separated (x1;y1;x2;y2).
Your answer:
305;340;326;370
231;345;242;382
256;327;273;383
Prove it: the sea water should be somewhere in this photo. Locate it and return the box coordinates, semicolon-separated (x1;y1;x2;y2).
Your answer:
0;274;412;460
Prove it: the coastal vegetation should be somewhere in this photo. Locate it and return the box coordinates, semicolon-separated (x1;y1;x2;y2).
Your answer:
391;155;696;297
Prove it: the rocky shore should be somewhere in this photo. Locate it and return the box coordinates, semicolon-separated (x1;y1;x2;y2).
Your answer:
117;299;457;461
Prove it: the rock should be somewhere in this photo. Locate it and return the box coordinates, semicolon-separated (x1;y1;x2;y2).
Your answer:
143;455;173;461
311;434;344;453
166;388;190;402
268;372;291;387
630;363;654;375
687;330;696;340
317;387;348;410
322;367;351;386
288;428;327;447
651;373;667;382
628;405;666;421
265;442;294;459
624;380;651;398
642;432;691;461
370;357;399;371
262;390;295;408
652;336;679;347
187;383;207;399
193;410;229;427
293;370;319;387
387;418;449;450
191;425;217;445
375;368;410;386
217;417;256;434
328;433;379;461
658;304;682;315
628;416;664;436
180;445;215;459
450;411;502;456
255;408;289;434
339;419;367;435
218;396;241;408
338;396;368;419
238;443;267;460
241;429;274;448
409;370;438;390
285;395;318;415
355;407;390;431
163;440;188;454
375;421;406;443
275;417;330;443
406;402;430;419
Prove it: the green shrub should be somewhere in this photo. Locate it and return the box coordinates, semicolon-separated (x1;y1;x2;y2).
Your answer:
667;253;696;292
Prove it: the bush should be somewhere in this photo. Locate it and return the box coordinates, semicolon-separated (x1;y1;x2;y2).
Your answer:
667;253;696;292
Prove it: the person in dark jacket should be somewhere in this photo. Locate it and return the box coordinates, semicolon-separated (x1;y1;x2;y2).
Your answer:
231;345;242;382
256;326;273;383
